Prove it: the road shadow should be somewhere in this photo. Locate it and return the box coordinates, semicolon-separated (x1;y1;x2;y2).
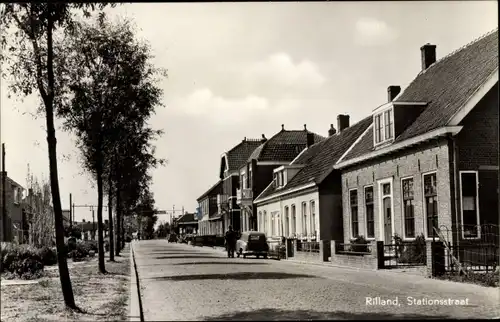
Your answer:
171;261;269;266
146;272;314;281
153;255;221;260
147;252;208;256
203;308;452;321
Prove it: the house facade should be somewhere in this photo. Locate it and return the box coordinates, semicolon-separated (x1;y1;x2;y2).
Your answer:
0;172;24;242
334;31;499;247
254;116;372;245
217;138;263;234
176;212;198;235
197;180;223;236
237;125;325;232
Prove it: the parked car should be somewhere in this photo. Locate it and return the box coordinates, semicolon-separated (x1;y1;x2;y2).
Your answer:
236;231;269;259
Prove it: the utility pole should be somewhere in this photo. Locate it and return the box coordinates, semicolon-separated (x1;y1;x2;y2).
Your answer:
92;207;95;241
2;143;7;242
69;193;72;229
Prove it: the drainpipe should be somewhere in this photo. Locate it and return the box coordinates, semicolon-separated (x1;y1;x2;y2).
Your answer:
450;136;460;261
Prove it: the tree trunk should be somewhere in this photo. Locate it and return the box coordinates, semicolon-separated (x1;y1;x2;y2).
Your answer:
96;168;106;273
121;214;125;249
115;180;121;256
45;6;76;309
108;175;114;262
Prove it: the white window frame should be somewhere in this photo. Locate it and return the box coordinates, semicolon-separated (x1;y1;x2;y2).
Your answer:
377;177;395;243
301;202;308;236
258;211;262;232
284;206;289;237
310;200;316;238
264;211;268;235
373;107;395;146
459;171;481;240
422;171;439;240
400;176;416;241
349;188;359;239
363;185;375;240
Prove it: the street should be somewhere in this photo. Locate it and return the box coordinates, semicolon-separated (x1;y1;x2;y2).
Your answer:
132;240;500;321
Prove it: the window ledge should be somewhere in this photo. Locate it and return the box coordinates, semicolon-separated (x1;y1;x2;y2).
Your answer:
462;236;481;240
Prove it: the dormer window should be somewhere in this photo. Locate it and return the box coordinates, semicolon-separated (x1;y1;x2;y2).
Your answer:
374;108;394;145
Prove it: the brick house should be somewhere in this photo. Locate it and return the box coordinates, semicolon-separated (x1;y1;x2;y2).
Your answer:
254;116;372;250
0;172;24;242
197;180;223;236
333;30;498;248
237;125;325;232
176;212;198;235
217;137;263;233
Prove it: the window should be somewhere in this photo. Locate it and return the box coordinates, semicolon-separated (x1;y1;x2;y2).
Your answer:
278;171;284;187
460;172;479;238
248;168;253;189
13;186;19;204
423;173;438;237
271;213;275;236
384;109;393;140
291;205;296;236
402;178;415;238
310;201;316;237
264;211;267;235
301;202;308;236
374;114;382;143
364;186;375;238
374;108;394;145
258;211;262;231
284;206;289;237
350;189;359;238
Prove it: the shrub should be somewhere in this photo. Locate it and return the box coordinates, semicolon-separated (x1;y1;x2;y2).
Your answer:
69;248;87;261
37;246;58;266
395;233;426;264
439;271;499;287
10;257;44;279
350;236;370;253
1;244;45;278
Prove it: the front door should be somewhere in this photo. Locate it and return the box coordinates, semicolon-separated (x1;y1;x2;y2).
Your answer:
383;197;392;243
378;181;393;244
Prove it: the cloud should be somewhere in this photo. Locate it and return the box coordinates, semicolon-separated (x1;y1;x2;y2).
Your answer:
168;89;268;124
354;17;399;46
243;53;327;90
168;88;303;125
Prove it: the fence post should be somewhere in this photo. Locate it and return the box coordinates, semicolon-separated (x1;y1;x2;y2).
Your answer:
376;241;385;269
330;240;337;259
322;240;331;262
427;241;445;277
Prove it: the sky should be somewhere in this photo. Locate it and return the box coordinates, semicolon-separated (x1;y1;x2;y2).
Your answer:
0;1;497;224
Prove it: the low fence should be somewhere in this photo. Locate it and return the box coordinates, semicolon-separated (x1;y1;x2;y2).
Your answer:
329;241;381;270
446;243;499;273
191;235;225;247
383;242;427;268
296;240;320;253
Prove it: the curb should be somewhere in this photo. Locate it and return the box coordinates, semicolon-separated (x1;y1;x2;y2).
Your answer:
128;241;143;322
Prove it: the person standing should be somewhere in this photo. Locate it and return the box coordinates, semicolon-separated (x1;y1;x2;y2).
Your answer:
225;225;237;258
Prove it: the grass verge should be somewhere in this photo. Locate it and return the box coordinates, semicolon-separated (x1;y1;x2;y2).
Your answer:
1;244;131;322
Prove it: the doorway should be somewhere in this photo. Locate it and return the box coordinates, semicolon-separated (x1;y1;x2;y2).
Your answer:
378;179;394;244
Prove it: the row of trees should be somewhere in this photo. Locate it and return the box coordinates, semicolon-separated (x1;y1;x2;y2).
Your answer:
1;3;166;310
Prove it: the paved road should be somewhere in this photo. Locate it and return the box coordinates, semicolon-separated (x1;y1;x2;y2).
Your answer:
132;240;500;321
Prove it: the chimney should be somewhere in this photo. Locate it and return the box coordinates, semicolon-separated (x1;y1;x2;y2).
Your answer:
306;132;314;148
337;114;350;133
328;124;336;136
420;43;436;71
387;85;401;102
281;124;285;131
260;134;267;143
